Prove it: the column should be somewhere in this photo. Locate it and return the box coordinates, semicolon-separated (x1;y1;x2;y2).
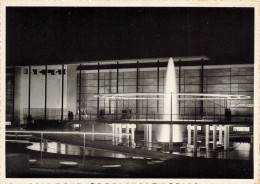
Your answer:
250;135;253;144
114;124;118;144
212;125;217;150
92;123;95;141
118;124;122;143
148;124;152;150
57;143;61;154
224;125;229;150
44;65;47;120
83;134;86;168
193;125;198;151
126;124;129;133
43;140;48;152
205;125;209;149
12;66;15;124
97;63;100;118
187;125;191;145
227;126;230;148
169;124;173;152
126;124;130;146
219;125;223;144
144;124;149;149
65;144;69;154
28;65;31;118
112;123;115;144
79;64;82;120
61;64;64;121
131;124;135;147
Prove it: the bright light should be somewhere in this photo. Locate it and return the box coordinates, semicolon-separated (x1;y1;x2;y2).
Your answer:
157;58;184;142
95;92;250;100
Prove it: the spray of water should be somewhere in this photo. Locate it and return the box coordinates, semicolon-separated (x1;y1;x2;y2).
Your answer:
157;58;184;142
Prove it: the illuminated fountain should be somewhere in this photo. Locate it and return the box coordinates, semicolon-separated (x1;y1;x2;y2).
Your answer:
156;58;185;143
94;57;250;146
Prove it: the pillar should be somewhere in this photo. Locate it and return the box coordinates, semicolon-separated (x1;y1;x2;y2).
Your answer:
126;124;130;146
43;140;48;152
131;124;135;147
118;124;122;143
193;125;198;151
92;123;95;141
144;124;152;150
148;124;152;150
57;143;61;154
78;64;82;120
65;144;69;154
224;125;229;150
250;135;253;144
28;65;31;118
44;65;47;121
114;124;118;144
219;125;223;144
212;125;217;150
144;124;148;141
227;126;230;148
126;124;129;133
144;124;149;149
112;123;115;144
187;125;191;145
169;124;173;152
61;64;64;121
205;125;209;149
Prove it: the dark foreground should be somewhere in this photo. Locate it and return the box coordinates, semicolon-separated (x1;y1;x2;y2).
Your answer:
6;141;253;178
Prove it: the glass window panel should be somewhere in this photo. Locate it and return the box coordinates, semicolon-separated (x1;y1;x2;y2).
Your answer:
206;77;230;84
124;79;136;86
185;77;200;84
205;68;230;76
184;69;201;77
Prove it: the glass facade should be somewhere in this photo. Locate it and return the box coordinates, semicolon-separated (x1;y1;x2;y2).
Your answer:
76;62;254;121
5;61;254;124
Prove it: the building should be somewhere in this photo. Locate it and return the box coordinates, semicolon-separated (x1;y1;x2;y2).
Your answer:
4;7;255;179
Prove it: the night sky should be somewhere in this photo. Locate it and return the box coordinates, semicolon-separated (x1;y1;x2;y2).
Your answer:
6;7;254;66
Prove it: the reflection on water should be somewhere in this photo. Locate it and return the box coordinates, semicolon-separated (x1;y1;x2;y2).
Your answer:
232;142;252;160
26;140;252;160
27;142;131;159
178;142;252;160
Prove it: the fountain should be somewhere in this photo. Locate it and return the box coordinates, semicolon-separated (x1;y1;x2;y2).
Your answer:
157;57;185;143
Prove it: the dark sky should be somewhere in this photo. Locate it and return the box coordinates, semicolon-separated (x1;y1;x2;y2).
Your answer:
6;7;254;66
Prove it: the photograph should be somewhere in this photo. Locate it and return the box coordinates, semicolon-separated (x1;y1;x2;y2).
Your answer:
3;4;258;181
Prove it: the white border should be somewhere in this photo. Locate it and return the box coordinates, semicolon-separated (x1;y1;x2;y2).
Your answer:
0;1;259;184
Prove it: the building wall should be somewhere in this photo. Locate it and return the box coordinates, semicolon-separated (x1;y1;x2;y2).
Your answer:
12;65;68;124
78;64;254;121
6;74;14;122
5;62;254;125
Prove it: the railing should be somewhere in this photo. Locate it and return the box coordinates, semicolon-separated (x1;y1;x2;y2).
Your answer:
86;113;253;123
6;130;252;162
6;130;168;159
19;112;253;124
6;130;134;169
